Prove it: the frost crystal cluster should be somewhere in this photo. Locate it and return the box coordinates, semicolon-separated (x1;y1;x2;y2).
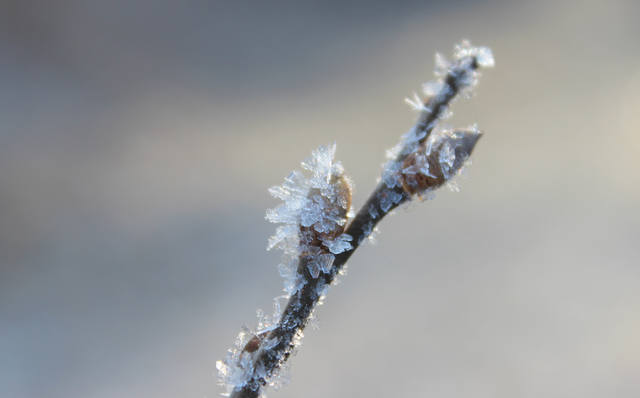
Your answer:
217;41;493;398
266;143;353;294
375;40;493;221
216;297;291;397
217;143;353;397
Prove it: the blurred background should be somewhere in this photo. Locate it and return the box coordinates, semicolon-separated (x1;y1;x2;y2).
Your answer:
1;0;639;397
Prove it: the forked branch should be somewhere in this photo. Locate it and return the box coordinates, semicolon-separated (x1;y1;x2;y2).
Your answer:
217;41;494;398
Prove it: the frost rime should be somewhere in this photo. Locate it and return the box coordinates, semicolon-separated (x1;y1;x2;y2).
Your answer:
217;144;353;397
379;41;492;199
266;143;353;293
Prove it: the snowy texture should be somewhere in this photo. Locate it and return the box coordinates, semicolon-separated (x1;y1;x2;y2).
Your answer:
216;294;291;397
216;327;259;397
322;233;353;254
378;189;405;213
404;92;431;112
266;143;353;294
256;296;288;334
217;144;353;397
454;41;495;68
306;251;335;279
379;41;491;201
398;126;481;197
449;40;494;98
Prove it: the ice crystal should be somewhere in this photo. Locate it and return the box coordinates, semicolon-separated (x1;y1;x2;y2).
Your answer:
256;296;288;334
266;143;352;294
368;204;380;220
406;126;480;195
315;279;330;306
277;260;306;295
360;220;381;245
380;41;489;200
216;327;257;396
378;189;405;213
402;152;435;178
422;79;444;97
315;279;330;300
404;92;431;112
434;52;449;78
423;40;495;104
449;40;494;97
439;141;456;177
300;247;333;279
454;40;494;68
317;253;335;274
381;160;402;189
322;233;353;254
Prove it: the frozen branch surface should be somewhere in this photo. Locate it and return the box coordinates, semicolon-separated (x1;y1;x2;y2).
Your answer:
217;41;494;398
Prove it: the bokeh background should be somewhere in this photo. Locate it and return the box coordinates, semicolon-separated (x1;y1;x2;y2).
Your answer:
1;0;639;397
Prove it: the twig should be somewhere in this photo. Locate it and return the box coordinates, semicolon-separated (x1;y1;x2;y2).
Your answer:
218;41;494;398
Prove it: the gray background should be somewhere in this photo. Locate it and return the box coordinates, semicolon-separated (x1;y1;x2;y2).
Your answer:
1;0;639;397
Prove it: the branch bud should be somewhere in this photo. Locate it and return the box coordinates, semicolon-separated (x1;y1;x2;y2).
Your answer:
400;127;482;196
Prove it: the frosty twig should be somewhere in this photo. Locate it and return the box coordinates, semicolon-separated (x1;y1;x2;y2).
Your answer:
217;41;494;398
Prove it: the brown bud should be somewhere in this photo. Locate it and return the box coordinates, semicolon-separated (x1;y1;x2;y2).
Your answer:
400;129;482;197
299;174;352;254
400;151;445;196
242;330;270;354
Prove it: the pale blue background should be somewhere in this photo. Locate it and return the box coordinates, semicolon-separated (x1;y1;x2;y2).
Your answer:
1;1;639;397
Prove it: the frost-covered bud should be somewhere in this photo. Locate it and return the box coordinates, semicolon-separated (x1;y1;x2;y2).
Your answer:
299;173;351;249
454;40;494;68
216;327;262;395
266;143;353;291
242;333;264;353
217;294;289;395
299;172;352;279
400;127;482;196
